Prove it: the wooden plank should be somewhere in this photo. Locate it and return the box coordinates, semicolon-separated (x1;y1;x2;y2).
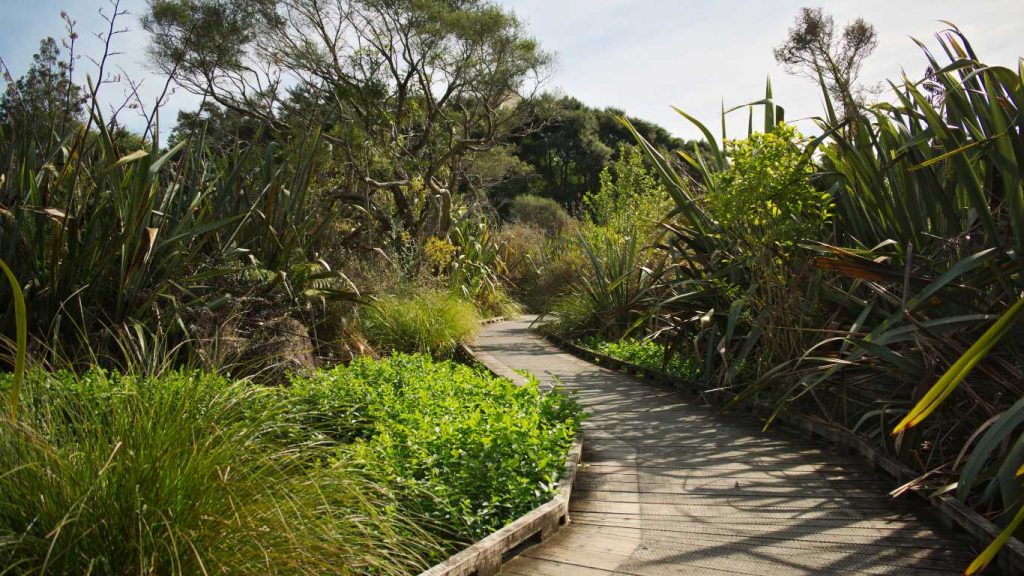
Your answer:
578;483;903;504
613;549;964;576
574;475;895;494
500;557;614;576
566;521;972;551
570;500;916;518
568;510;949;531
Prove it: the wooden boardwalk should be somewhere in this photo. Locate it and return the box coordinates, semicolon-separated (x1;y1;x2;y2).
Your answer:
475;317;981;576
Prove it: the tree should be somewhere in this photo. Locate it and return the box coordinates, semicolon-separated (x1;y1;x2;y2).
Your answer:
773;7;877;120
502;95;696;208
508;96;612;205
167;101;271;153
145;0;550;238
0;37;84;150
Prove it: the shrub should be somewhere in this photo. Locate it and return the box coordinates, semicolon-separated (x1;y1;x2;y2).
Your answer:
580;336;699;380
548;234;662;338
361;291;481;358
498;222;547;288
0;369;436;575
582;145;671;241
288;354;583;540
509;195;573;236
708;124;830;245
498;223;585;313
529;247;586;313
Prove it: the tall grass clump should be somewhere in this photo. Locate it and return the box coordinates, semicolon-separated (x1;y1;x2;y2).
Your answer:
0;257;26;419
361;291;481;358
0;370;436;575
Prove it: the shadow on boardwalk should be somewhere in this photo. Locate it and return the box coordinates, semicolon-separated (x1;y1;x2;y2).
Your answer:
477;317;984;576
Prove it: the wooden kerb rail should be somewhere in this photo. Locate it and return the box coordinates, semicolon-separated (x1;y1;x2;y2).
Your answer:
547;333;1024;576
417;324;583;576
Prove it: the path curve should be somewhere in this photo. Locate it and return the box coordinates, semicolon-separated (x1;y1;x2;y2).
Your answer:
476;317;980;576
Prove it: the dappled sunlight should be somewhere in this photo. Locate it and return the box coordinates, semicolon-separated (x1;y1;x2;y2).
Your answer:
485;318;976;575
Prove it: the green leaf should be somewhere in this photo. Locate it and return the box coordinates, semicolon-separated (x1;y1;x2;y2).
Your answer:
964;503;1024;575
148;139;189;177
958;396;1024;501
893;296;1024;434
101;148;149;173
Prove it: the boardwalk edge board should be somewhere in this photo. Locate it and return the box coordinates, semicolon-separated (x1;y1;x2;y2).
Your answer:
417;327;583;576
547;333;1024;575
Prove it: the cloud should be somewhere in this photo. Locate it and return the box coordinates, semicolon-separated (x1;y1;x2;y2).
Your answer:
504;0;1024;140
0;0;201;143
2;0;1022;144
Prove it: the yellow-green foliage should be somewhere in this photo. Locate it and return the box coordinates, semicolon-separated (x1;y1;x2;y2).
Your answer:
424;236;459;271
582;145;672;241
709;124;831;244
361;291;481;358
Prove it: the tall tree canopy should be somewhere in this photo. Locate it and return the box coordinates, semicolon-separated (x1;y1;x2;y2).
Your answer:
0;37;83;150
145;0;549;237
496;95;697;208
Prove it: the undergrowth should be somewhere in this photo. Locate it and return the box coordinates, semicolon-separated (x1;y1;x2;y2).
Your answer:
0;369;435;576
0;355;583;573
289;354;583;541
579;336;699;380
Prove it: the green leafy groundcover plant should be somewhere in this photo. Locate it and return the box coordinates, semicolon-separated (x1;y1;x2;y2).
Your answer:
289;354;583;540
580;336;699;380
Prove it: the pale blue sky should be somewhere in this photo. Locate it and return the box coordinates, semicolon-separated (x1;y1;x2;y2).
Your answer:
2;0;1022;142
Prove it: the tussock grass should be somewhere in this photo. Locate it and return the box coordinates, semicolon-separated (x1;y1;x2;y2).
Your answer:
361;291;481;358
0;370;437;576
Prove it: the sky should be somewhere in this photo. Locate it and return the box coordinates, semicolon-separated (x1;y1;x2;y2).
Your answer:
1;0;1022;143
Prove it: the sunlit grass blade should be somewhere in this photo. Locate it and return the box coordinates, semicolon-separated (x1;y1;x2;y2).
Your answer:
964;504;1024;575
893;296;1024;434
0;258;26;421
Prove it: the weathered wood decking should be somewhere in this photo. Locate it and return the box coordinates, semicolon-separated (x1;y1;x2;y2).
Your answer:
475;317;981;576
